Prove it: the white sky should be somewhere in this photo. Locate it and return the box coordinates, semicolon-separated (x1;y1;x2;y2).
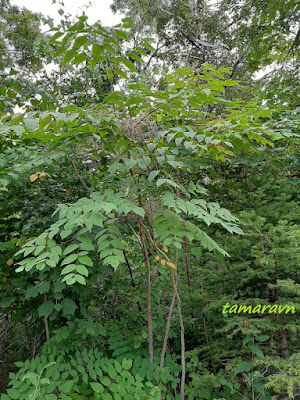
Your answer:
9;0;270;79
10;0;123;26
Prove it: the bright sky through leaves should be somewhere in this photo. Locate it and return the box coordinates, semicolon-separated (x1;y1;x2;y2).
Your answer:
10;0;123;25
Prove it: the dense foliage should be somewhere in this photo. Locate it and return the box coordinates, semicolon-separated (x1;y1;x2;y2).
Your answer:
0;1;299;399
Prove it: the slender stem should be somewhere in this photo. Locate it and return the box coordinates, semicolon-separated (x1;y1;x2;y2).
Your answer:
43;294;50;342
172;269;186;400
128;158;153;363
174;170;186;400
135;94;184;125
143;43;165;70
69;159;91;194
123;250;143;313
141;222;170;261
126;222;143;247
160;291;176;368
280;329;289;360
138;219;154;363
123;250;136;288
160;248;179;369
183;237;191;289
32;376;41;400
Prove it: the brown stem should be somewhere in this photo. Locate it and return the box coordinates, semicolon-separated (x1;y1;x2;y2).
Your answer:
141;222;170;261
140;222;178;370
123;250;136;287
126;222;143;247
160;290;176;369
174;170;186;400
138;219;154;363
280;329;289;360
43;294;50;342
183;237;191;289
173;269;186;400
143;43;165;70
123;250;143;313
128;159;153;363
69;159;91;194
160;248;179;369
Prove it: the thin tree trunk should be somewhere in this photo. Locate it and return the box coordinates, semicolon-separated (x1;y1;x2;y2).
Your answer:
174;168;186;399
138;219;154;363
173;269;186;400
160;290;176;368
44;317;50;342
281;330;289;360
123;250;143;313
43;294;50;342
123;250;136;288
128;159;154;363
183;237;191;290
178;302;186;400
142;221;186;396
160;246;179;369
69;159;91;194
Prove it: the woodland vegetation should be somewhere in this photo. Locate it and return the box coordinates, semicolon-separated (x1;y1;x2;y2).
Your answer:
0;0;299;399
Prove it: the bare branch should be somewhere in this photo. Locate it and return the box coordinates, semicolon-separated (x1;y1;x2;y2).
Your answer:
69;159;91;194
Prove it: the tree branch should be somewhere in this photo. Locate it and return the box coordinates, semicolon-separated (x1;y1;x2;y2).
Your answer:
69;159;91;194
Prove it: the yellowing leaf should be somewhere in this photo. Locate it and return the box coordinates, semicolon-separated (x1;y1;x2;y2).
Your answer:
155;256;160;261
39;172;50;178
162;246;168;253
6;258;14;266
65;188;72;194
30;172;40;182
88;301;95;310
160;259;166;266
166;261;176;269
30;171;50;182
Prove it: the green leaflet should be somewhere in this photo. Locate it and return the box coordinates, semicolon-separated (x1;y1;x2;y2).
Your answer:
38;301;54;317
61;298;78;315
